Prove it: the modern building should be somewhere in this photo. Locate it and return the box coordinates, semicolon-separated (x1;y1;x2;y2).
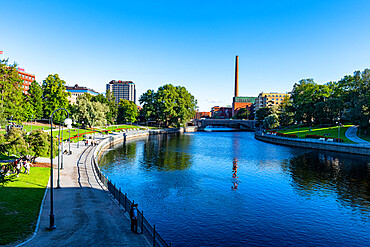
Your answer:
254;92;290;113
106;80;136;104
17;68;35;95
65;84;100;104
194;111;212;120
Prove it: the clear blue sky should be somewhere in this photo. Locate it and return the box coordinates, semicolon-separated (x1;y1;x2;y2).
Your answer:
1;0;370;111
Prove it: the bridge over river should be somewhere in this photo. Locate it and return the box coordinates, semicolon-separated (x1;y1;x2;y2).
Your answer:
193;119;256;131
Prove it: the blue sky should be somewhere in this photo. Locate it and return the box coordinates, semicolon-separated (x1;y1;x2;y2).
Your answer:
1;0;370;111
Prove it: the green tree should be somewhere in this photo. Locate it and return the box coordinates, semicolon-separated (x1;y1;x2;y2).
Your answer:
140;84;197;127
256;107;272;124
42;74;71;123
117;99;138;123
232;108;251;119
28;81;44;119
0;128;27;157
72;94;108;127
20;93;35;122
0;60;24;121
26;129;57;162
139;89;157;121
278;96;294;127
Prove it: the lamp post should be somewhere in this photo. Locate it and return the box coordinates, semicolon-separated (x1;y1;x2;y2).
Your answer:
77;119;80;148
82;120;86;140
295;121;300;138
57;120;62;189
337;117;340;139
68;124;71;155
48;108;72;230
61;124;64;170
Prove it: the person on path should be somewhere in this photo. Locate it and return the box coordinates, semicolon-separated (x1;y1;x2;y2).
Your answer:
130;203;138;233
15;159;22;177
24;161;31;175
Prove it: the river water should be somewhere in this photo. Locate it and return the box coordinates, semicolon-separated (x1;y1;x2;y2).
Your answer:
99;131;370;247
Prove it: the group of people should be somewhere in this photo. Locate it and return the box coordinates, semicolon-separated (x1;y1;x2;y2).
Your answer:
85;140;98;146
0;158;32;177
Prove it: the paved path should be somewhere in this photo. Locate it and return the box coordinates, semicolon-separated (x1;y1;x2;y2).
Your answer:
17;137;150;247
345;126;370;145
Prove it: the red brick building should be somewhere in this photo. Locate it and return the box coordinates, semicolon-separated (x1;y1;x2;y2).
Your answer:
17;68;35;94
194;111;211;119
211;106;232;119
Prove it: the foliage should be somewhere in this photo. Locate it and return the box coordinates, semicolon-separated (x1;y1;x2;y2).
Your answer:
139;84;197;127
72;93;108;127
42;74;71;123
117;99;138;123
0;59;24;121
26;129;55;161
28;81;44;119
256;107;272;123
0;128;27;157
232;108;251;119
264;112;279;129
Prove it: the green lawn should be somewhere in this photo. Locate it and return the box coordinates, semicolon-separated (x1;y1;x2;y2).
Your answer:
278;125;354;143
0;167;50;245
22;125;51;132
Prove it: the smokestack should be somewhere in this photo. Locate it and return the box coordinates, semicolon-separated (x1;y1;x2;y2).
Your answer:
235;55;239;97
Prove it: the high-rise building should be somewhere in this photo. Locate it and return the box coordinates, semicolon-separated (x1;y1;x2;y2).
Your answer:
106;80;136;104
17;68;35;95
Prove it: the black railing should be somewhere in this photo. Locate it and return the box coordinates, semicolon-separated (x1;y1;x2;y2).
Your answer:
92;154;171;247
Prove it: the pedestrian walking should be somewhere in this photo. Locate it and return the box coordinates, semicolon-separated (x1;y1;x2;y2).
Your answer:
130;203;138;233
24;161;31;175
15;159;22;177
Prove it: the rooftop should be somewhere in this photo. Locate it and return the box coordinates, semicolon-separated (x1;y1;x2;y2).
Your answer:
65;84;99;94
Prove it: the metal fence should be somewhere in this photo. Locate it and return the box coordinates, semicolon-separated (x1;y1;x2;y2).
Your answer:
92;148;170;247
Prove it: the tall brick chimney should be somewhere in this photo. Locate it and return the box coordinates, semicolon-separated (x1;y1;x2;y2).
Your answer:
235;55;239;97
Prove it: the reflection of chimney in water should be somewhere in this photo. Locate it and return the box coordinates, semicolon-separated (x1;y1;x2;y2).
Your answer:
235;55;239;97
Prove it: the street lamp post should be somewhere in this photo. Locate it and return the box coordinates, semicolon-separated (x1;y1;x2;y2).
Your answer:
61;124;64;170
68;126;71;155
48;108;72;230
337;117;340;139
77;119;80;148
57;121;62;189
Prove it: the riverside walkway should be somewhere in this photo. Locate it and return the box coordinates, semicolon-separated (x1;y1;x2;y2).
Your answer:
345;125;370;146
17;136;150;247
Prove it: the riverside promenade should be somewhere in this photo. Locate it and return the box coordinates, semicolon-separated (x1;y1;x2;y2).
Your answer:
16;135;150;247
255;126;370;156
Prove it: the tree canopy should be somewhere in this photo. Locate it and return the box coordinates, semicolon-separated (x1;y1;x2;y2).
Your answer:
139;84;197;127
117;99;138;123
42;74;71;123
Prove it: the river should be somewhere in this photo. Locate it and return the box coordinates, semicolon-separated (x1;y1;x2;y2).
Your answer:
99;131;370;247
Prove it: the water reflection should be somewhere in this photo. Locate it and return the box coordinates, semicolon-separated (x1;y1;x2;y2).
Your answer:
231;158;239;191
98;141;137;170
283;151;370;212
140;134;193;171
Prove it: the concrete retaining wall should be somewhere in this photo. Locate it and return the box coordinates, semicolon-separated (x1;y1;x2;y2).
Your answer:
94;128;180;162
255;132;370;156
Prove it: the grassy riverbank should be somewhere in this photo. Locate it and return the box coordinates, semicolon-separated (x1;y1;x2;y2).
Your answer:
0;167;50;245
277;125;354;143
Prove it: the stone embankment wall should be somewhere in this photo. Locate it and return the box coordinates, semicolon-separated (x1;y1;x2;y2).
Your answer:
94;128;180;161
255;131;370;156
